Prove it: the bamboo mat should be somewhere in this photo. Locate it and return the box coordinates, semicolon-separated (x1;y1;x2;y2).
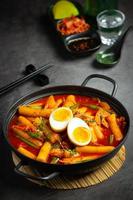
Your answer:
12;146;126;189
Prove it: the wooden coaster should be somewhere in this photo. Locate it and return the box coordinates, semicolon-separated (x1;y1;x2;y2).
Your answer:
12;146;126;189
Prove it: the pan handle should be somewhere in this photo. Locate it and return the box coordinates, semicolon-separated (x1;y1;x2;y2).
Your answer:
14;160;60;181
81;74;118;97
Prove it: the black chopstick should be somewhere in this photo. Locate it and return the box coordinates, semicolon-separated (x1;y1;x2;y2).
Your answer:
0;63;53;96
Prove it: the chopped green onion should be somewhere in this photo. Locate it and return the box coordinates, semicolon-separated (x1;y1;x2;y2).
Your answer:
38;118;47;131
51;157;59;164
46;133;51;141
52;143;60;149
70;103;79;110
80;103;100;110
28;105;42;110
67;149;78;156
16;135;38;149
27;131;41;139
89;105;100;110
86;119;96;123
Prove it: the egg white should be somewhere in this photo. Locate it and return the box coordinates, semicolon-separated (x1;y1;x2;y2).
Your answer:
67;117;92;146
49;107;73;132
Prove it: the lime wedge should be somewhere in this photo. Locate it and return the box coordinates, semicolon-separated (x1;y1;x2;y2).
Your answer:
53;0;79;20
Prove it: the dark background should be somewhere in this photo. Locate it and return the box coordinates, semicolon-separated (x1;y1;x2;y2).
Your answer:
0;0;133;199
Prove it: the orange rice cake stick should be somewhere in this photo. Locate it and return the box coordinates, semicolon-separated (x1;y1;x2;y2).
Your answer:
18;146;36;160
90;128;98;143
55;99;63;108
76;145;114;154
99;101;111;111
63;95;76;107
29;102;44;107
60;155;100;164
36;141;52;163
44;95;56;109
18;116;36;130
26;117;36;123
45;96;63;109
92;124;104;139
18;106;52;118
107;114;123;141
12;127;43;149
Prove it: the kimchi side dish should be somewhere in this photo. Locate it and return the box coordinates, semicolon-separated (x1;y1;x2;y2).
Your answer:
8;94;126;165
57;16;91;36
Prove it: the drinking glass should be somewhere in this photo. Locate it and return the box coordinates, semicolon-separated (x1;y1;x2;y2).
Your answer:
96;9;125;45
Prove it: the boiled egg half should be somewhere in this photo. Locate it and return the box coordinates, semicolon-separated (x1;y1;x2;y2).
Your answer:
67;117;92;146
49;107;73;132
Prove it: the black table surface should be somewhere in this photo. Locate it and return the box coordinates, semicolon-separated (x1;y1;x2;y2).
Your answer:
0;0;133;199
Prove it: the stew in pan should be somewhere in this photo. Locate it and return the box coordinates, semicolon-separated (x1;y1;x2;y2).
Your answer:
8;94;126;165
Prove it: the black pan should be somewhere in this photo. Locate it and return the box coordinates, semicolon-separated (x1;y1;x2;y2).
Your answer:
3;74;130;181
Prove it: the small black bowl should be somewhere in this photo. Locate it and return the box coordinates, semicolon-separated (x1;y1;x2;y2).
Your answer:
64;29;101;56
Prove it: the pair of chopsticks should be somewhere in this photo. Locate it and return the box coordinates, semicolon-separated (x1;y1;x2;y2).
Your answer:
0;63;53;96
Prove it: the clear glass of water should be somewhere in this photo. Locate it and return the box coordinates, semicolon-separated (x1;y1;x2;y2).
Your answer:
96;9;125;45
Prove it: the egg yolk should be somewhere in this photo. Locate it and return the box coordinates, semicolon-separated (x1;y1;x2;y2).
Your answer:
53;109;71;121
73;127;91;143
